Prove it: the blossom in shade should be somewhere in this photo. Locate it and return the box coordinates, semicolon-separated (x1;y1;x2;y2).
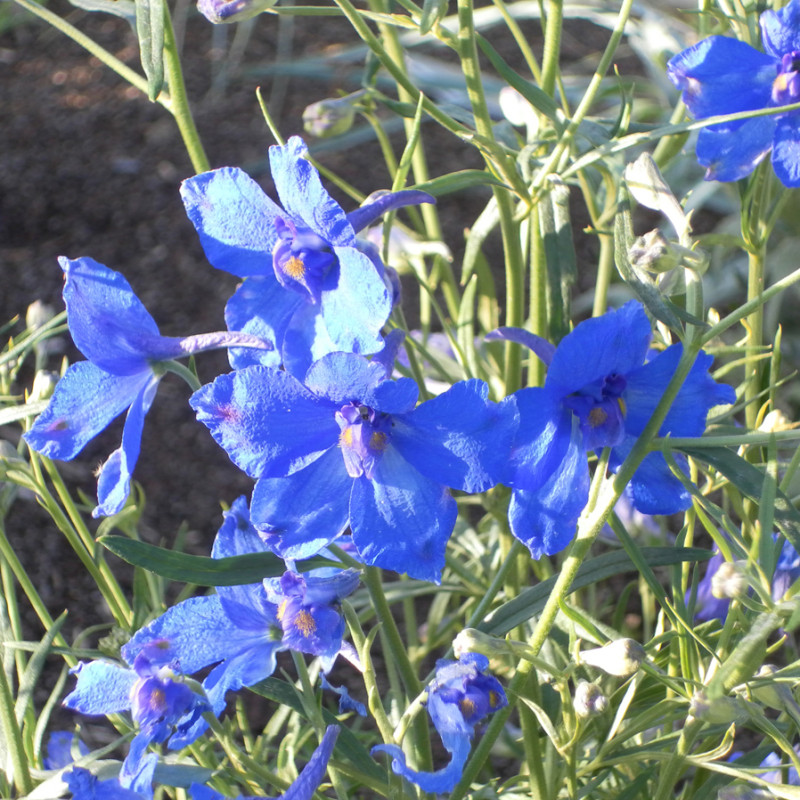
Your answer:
124;498;359;744
373;653;507;794
44;731;89;770
24;257;268;517
197;0;277;23
667;0;800;186
65;762;156;800
189;725;339;800
180;136;434;377
63;641;208;784
190;351;518;583
491;301;735;559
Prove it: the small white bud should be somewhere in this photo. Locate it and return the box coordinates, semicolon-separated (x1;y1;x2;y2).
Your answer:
453;628;513;660
759;409;796;433
579;639;645;678
624;153;688;242
25;300;55;332
573;681;607;718
711;561;747;600
302;92;365;139
30;370;59;402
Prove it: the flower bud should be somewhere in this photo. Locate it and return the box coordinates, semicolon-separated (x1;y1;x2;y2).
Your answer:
302;91;365;139
453;628;514;660
498;86;538;133
579;639;645;678
30;370;59;403
629;230;682;274
745;664;799;712
711;561;747;601
25;300;55;332
573;681;607;718
196;0;277;24
759;409;796;433
624;153;688;241
689;691;751;725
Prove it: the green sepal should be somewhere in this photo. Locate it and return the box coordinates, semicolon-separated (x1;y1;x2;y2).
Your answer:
135;0;165;101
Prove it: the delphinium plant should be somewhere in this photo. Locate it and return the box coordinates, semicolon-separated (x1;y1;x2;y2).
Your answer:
4;0;800;797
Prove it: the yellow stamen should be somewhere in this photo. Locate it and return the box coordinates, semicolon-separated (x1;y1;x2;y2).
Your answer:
489;690;500;709
588;407;608;428
149;688;166;710
283;256;306;280
294;609;316;637
339;427;354;448
617;397;626;417
277;598;288;621
370;431;388;451
459;697;476;717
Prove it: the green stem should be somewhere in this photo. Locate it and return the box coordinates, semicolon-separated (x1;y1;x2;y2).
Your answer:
0;665;32;795
539;0;562;97
162;8;209;173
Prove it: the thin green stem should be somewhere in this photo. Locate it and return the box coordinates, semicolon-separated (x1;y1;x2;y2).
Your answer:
539;0;562;97
0;665;32;795
162;8;209;173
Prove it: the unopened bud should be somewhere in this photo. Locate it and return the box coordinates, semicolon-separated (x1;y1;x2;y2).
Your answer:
196;0;277;24
30;370;59;402
689;691;755;724
759;409;796;433
453;628;514;660
498;86;538;132
624;153;688;241
573;681;607;718
629;230;681;273
745;664;799;712
711;561;747;601
25;300;55;332
303;92;365;139
580;639;645;678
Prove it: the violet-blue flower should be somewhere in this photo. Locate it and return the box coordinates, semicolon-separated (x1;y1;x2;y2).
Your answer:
44;731;89;770
180;136;434;378
124;497;359;744
373;652;507;794
190;725;339;800
24;257;268;518
65;762;156;800
492;301;735;559
190;351;518;582
667;0;800;186
63;640;208;783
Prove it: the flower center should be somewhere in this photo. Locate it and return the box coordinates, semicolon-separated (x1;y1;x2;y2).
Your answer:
336;402;392;480
565;372;627;450
272;217;336;303
773;51;800;106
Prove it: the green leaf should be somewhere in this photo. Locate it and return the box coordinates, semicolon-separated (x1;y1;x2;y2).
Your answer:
418;0;448;36
15;614;66;726
680;445;800;557
0;401;48;427
252;677;385;783
99;536;335;585
480;547;710;636
135;0;165;101
475;34;559;122
67;0;136;25
414;170;508;197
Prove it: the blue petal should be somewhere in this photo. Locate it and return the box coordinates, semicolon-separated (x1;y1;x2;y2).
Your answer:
190;367;339;479
280;725;340;800
623;345;735;437
772;116;800;187
24;363;148;461
350;447;457;583
485;326;556;366
212;496;266;558
251;446;352;560
507;387;576;492
280;301;339;381
372;734;471;795
320;246;391;355
59;257;163;376
63;661;136;715
225;276;301;369
65;767;150;800
695;116;776;182
622;446;692;515
180;167;282;278
94;376;160;518
508;416;589;558
123;595;250;676
304;352;418;412
320;675;367;716
666;37;777;119
346;190;435;233
269;137;354;247
761;1;800;59
392;380;518;492
44;731;89;770
370;328;406;378
546;301;652;398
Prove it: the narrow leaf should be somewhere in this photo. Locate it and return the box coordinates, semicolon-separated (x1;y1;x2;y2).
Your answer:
135;0;165;101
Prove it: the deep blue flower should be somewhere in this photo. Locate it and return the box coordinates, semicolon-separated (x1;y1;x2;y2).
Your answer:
44;731;89;770
180;136;434;378
190;351;518;582
63;641;208;783
373;653;507;794
492;301;735;559
190;725;339;800
667;0;800;186
24;257;269;517
65;762;156;800
124;498;359;743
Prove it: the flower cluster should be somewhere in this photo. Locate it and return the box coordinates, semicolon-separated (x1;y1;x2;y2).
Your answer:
26;136;736;793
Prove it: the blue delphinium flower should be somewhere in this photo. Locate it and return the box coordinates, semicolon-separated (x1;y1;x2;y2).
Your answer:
124;497;359;744
491;301;735;559
190;725;339;800
373;653;507;794
24;257;268;518
667;0;800;186
64;641;208;784
65;761;156;800
180;136;434;377
44;731;89;770
760;747;800;786
190;351;518;583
